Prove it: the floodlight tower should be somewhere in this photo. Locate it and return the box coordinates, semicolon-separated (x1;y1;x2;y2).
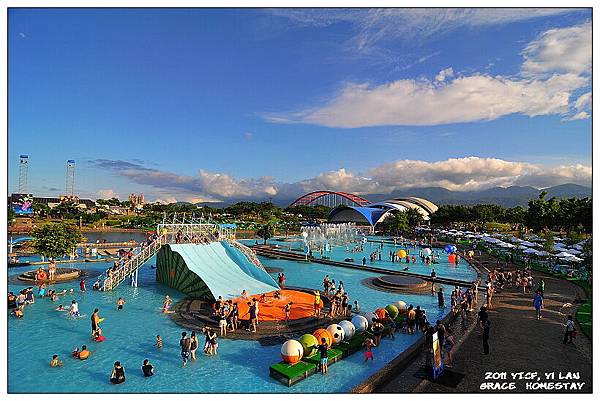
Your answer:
65;159;76;196
18;155;29;194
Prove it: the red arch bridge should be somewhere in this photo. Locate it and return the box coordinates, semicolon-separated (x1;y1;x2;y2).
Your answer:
288;191;371;208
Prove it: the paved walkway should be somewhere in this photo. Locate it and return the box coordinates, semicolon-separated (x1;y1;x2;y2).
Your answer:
377;253;592;393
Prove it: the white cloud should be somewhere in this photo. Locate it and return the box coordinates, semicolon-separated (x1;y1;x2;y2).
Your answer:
294;157;591;193
265;21;591;128
97;189;119;199
521;22;591;77
513;163;592;188
93;157;590;202
271;73;586;128
574;92;591;110
562;111;590;121
435;67;454;82
272;8;577;49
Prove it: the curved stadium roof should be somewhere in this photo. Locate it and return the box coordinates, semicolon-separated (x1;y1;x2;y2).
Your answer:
328;197;438;227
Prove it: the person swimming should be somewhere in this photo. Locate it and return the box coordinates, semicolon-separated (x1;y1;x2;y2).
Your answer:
93;328;106;342
162;295;172;313
78;345;90;360
72;347;80;358
110;361;125;384
142;359;154;377
50;354;63;367
69;300;80;317
156;335;163;349
56;304;65;311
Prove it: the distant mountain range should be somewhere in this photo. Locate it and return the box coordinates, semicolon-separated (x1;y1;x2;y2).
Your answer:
195;183;591;209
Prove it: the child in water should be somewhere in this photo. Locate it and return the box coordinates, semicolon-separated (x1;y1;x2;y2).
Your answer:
117;297;125;310
284;302;293;322
363;338;376;363
50;354;63;367
93;328;106;342
14;306;24;318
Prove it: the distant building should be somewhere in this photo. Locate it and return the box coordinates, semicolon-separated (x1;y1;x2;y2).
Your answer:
128;193;145;210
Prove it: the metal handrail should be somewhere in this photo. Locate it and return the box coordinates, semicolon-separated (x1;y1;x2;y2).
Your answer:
103;235;167;291
226;239;267;272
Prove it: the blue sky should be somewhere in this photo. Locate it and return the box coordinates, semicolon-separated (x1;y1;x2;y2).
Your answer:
8;8;592;202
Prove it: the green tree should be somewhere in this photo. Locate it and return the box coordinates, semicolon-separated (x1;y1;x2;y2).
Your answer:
8;207;16;226
32;222;83;258
406;208;424;232
382;210;409;236
285;205;331;220
542;231;555;254
582;239;592;274
32;201;51;218
255;222;276;244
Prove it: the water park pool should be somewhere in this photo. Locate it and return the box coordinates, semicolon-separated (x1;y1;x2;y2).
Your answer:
7;245;470;393
245;238;478;283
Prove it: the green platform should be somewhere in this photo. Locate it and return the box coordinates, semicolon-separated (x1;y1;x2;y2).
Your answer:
269;332;376;387
269;360;318;387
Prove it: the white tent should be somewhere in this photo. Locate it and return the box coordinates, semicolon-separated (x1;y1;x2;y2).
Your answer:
535;250;551;257
561;254;583;262
520;241;537;247
567;248;582;255
555;251;576;258
522;248;538;254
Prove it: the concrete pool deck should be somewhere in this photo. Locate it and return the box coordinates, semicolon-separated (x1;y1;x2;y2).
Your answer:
373;251;592;393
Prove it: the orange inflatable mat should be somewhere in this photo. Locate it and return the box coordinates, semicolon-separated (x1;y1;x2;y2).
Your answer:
232;290;323;322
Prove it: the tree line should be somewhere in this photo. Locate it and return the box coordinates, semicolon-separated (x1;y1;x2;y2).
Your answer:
429;192;592;234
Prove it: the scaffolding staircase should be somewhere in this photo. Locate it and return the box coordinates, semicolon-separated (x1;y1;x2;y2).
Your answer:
102;234;168;291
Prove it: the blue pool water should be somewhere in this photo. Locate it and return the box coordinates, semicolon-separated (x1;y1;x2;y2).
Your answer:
8;243;473;393
244;238;477;282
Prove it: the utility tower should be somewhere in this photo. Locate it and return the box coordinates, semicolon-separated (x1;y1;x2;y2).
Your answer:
65;159;76;196
18;155;29;194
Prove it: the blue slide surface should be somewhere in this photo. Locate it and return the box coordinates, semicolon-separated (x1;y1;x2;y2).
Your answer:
168;242;279;299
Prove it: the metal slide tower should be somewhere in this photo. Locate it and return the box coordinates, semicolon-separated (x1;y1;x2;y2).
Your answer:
18;155;29;194
65;159;76;196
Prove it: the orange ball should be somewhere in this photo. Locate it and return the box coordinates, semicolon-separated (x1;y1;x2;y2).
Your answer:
313;328;333;348
375;308;388;320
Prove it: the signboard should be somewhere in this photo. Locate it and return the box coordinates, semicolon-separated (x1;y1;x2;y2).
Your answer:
12;194;33;215
432;331;444;380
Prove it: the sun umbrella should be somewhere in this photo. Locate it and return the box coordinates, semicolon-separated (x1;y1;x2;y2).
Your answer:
561;254;583;262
